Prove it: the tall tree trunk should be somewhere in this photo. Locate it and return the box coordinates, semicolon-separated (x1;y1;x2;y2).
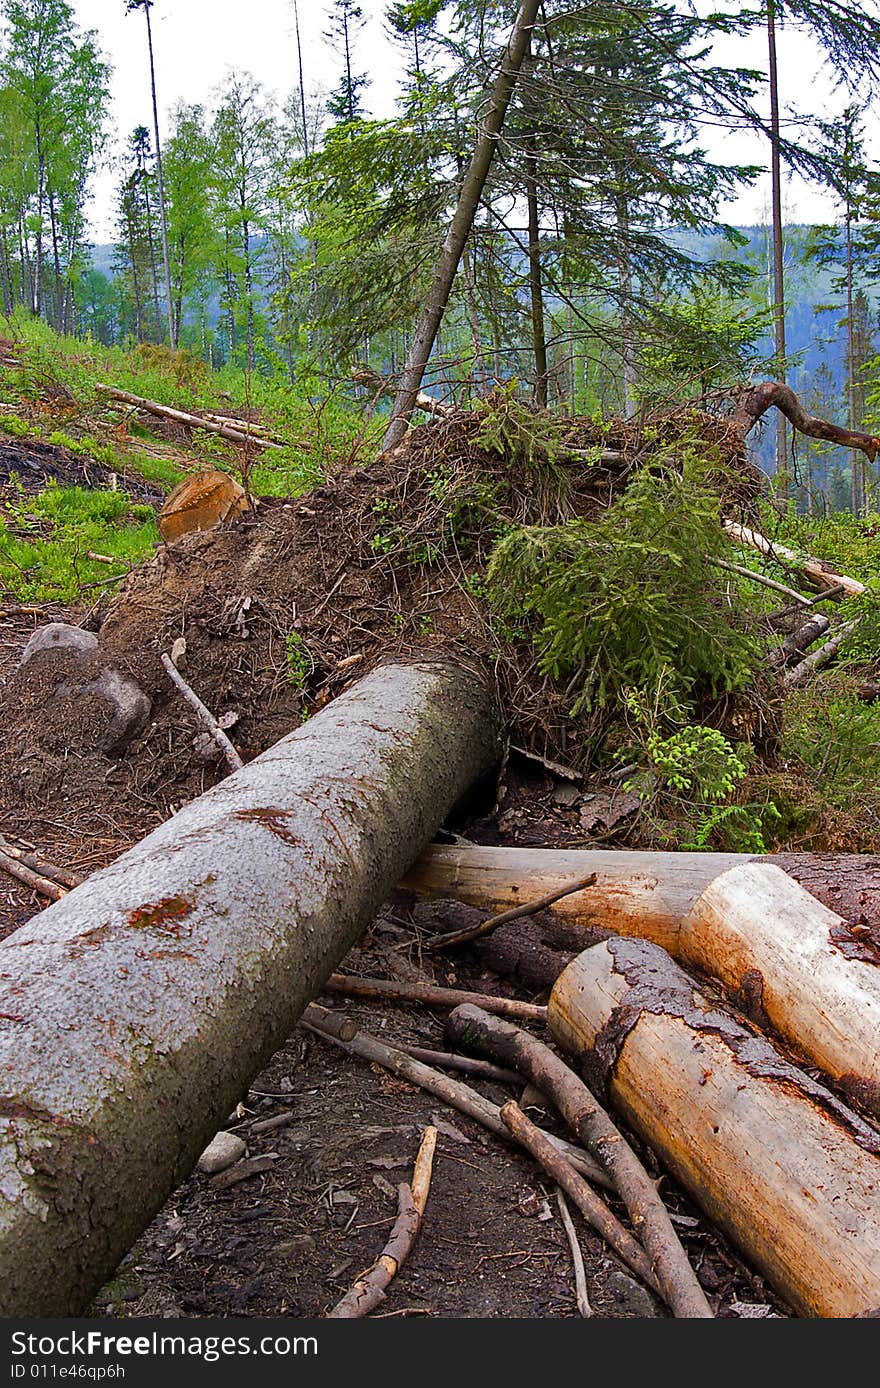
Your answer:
767;0;788;495
33;118;45;319
0;227;13;317
140;174;163;342
47;189;63;333
615;195;638;419
845;201;861;514
242;212;254;373
382;0;542;451
143;2;176;345
525;137;548;408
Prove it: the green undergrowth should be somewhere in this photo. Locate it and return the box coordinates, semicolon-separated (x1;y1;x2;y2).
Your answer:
0;481;159;602
486;453;761;717
0;313;371;494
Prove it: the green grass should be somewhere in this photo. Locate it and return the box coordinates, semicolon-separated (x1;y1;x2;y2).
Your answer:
0;482;160;602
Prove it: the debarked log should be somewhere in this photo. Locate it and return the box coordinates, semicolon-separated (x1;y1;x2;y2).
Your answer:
548;938;880;1318
0;658;501;1316
403;846;880;1116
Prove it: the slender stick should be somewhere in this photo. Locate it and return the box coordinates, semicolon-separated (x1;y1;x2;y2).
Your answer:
555;1187;592;1318
501;1101;659;1296
161;652;244;772
301;1005;610;1189
327;1125;437;1319
0;836;81;890
709;557;811;606
446;1004;712;1318
395;1044;521;1086
0;848;66;901
425;873;598;951
326;973;547;1024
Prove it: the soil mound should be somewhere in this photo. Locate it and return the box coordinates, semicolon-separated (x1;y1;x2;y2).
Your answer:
0;404;762;833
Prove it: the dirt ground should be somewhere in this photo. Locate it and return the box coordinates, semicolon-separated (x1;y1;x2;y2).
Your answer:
0;601;792;1320
0;418;802;1319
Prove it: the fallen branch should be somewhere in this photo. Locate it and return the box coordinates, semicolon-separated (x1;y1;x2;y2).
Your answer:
325;972;547;1023
161;652;244;772
424;873;597;951
0;848;67;901
447;1004;711;1318
783;619;860;688
500;1101;660;1300
768;613;830;669
0;837;81;890
723;520;865;597
729;380;880;462
392;1044;521;1086
95;384;284;450
327;1125;437;1318
555;1187;591;1318
301;1004;610;1189
709;556;812;606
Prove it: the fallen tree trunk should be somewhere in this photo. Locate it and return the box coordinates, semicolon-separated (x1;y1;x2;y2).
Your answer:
95;384;284;450
549;938;880;1318
783;619;860;688
722;520;865;597
404;846;880;1115
0;659;500;1316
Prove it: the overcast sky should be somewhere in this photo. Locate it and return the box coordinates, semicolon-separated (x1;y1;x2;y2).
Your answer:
70;0;874;244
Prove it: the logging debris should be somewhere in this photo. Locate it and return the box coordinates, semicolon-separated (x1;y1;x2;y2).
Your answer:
0;399;772;833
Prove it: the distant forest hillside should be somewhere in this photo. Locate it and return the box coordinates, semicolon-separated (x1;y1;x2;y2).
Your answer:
81;223;877;499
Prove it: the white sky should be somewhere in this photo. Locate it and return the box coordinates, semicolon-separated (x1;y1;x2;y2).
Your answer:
69;0;877;243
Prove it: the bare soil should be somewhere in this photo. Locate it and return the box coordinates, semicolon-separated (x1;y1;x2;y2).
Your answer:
0;412;797;1319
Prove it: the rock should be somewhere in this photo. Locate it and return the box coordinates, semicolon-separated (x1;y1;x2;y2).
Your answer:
197;1131;246;1175
74;668;151;755
21;623;98;665
604;1267;663;1318
17;624;151;756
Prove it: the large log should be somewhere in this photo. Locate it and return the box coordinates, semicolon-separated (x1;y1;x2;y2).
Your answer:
548;938;880;1318
403;845;880;1115
0;659;500;1315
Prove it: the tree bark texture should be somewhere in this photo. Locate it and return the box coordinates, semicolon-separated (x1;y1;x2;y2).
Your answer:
0;660;500;1315
404;846;880;1114
549;938;880;1318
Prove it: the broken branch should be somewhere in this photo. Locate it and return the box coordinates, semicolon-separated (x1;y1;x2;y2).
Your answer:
729;381;880;462
723;520;865;597
161;652;244;772
0;848;67;901
555;1187;591;1318
325;972;547;1023
301;1004;610;1189
500;1100;660;1300
0;837;81;890
424;873;597;951
783;619;860;688
447;1004;711;1318
327;1125;437;1318
96;384;284;450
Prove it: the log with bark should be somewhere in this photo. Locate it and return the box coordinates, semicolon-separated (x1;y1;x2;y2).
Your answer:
404;845;880;1116
0;659;500;1315
549;938;880;1318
